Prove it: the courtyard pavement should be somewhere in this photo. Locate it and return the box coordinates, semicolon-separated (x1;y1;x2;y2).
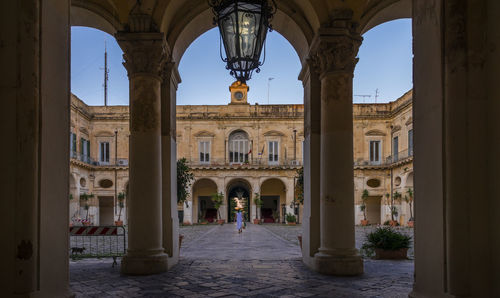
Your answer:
70;224;414;297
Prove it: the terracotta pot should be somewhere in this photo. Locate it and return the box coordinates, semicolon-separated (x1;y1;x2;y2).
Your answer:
83;222;91;226
407;220;414;228
200;221;208;225
217;219;225;225
297;235;302;250
375;248;408;260
287;222;296;226
360;219;369;226
389;220;399;227
179;234;184;250
69;222;73;227
114;220;123;226
253;219;260;224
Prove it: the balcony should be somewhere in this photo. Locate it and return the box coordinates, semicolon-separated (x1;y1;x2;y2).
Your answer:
354;148;413;168
186;158;303;169
70;152;129;168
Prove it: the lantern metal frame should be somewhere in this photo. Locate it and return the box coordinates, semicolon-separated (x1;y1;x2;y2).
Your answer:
209;0;276;83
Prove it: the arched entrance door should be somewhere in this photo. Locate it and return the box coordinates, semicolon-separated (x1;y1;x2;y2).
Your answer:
227;179;251;222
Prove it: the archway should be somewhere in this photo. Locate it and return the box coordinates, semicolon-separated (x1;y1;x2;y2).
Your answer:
260;178;287;223
191;178;219;223
227;179;252;222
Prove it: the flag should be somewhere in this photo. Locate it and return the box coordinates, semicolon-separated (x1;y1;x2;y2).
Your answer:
258;145;265;155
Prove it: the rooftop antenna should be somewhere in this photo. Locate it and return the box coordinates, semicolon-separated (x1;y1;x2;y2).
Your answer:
102;41;109;106
375;88;379;103
354;94;371;103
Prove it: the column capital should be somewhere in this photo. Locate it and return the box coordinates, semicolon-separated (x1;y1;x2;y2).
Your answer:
308;10;362;78
116;32;170;77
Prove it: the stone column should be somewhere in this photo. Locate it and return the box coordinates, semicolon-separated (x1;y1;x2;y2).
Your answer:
310;11;363;276
161;61;181;266
299;58;322;265
116;32;168;274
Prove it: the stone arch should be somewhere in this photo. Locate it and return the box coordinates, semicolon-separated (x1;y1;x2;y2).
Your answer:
260;178;287;223
360;0;412;35
167;5;311;66
70;1;123;34
192;178;219;223
405;171;414;188
226;178;252;222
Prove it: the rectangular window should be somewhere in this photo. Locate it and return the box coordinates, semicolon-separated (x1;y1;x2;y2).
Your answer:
70;133;77;158
408;129;413;156
199;141;210;163
393;136;399;161
99;141;110;164
369;140;381;164
268;141;279;164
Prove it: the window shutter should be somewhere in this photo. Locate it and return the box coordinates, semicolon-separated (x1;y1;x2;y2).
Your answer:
87;140;90;158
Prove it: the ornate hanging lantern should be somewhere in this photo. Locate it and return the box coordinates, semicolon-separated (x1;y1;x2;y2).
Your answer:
209;0;276;83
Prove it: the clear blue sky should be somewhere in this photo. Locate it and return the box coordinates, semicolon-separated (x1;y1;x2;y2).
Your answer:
71;19;412;106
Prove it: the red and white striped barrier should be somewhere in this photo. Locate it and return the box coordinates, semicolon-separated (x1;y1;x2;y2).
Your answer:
69;226;118;236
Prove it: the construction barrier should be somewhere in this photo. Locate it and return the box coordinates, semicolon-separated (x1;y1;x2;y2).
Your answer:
69;225;126;266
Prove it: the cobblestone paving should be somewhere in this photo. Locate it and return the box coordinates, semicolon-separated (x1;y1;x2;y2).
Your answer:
71;223;414;297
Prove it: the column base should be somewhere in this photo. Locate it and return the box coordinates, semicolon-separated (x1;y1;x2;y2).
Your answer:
121;252;168;275
312;251;363;276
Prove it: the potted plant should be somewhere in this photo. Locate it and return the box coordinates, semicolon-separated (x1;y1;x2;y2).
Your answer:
115;192;125;226
361;227;412;259
211;192;225;225
79;193;94;225
404;188;414;227
360;189;369;226
272;209;280;223
286;213;296;225
253;193;263;224
385;191;401;226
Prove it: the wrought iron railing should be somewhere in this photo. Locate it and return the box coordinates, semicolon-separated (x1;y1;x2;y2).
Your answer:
70;153;129;167
354;148;413;167
186;158;303;167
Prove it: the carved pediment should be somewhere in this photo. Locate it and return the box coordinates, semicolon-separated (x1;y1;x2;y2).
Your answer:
194;130;215;138
405;117;413;126
79;127;89;136
365;129;386;136
94;131;115;137
263;130;285;137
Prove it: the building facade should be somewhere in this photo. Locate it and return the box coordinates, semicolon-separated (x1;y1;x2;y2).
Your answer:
69;84;413;227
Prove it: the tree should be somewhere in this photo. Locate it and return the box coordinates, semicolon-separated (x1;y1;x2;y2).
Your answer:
117;192;126;221
211;192;224;221
79;193;94;221
177;158;194;207
253;192;263;220
294;167;304;204
360;189;369;221
404;188;414;221
391;191;403;222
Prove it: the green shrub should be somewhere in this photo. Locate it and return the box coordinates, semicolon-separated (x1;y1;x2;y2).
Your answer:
362;227;411;254
286;213;296;223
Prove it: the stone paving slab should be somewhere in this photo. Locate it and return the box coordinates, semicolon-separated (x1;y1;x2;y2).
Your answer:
70;223;414;297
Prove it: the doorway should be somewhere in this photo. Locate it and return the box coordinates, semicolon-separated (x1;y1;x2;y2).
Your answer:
98;196;114;226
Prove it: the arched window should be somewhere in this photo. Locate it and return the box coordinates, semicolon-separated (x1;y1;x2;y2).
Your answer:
229;130;249;164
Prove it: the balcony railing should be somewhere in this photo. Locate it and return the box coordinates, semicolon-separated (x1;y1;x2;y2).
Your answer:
70;152;129;167
354;148;413;167
186;158;303;168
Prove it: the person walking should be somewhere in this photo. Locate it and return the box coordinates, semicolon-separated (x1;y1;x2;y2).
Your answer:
236;208;243;233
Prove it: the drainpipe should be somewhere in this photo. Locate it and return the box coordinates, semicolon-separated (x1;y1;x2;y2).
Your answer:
114;130;118;216
293;129;297;162
390;125;394;222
